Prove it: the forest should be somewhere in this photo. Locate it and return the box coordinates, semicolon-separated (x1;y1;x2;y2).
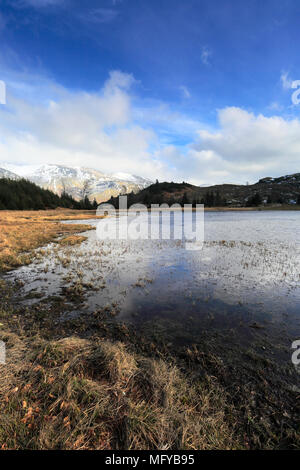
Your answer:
0;178;98;210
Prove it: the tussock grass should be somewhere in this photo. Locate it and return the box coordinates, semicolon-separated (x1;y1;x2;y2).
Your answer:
0;333;241;450
57;235;88;246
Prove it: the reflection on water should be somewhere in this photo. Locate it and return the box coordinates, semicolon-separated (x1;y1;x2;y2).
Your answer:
5;210;300;365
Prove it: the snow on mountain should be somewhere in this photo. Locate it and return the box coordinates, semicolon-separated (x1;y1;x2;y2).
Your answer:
26;164;152;203
0;168;21;180
112;172;151;187
258;173;300;186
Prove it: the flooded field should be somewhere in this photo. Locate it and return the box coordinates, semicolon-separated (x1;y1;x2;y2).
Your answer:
4;210;300;376
2;209;300;449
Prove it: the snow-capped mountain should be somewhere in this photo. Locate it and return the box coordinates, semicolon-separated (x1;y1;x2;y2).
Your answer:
0;168;21;180
26;164;152;203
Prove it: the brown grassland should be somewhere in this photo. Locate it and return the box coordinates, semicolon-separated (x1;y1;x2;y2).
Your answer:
0;329;240;450
0;209;101;271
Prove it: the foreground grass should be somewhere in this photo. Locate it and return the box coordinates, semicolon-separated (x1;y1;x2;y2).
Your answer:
0;330;241;450
0;283;299;450
0;209;299;450
0;209;101;271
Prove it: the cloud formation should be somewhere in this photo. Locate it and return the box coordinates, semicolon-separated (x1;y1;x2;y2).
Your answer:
1;68;300;186
189;107;300;184
0;71;166;179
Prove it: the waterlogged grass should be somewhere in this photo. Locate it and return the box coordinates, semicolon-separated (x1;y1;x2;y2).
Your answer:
57;235;88;247
0;210;99;271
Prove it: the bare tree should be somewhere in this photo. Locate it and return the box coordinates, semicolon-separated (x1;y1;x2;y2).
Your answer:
82;180;90;199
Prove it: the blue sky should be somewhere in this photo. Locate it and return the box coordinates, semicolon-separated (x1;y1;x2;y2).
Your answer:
0;0;300;184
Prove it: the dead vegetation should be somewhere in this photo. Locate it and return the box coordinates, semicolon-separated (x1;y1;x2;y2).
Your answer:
57;235;88;247
0;276;299;450
0;209;100;271
0;332;241;450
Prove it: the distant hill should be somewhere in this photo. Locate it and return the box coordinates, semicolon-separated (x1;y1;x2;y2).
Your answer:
0;178;93;210
24;164;152;203
105;174;300;208
2;168;300;209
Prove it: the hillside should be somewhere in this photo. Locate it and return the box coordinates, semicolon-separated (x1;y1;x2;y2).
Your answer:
25;165;152;203
2;169;300;209
105;174;300;207
0;178;92;210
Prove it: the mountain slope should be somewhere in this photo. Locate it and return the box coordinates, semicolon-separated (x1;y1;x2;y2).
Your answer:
0;168;21;180
0;177;80;210
27;165;152;203
105;174;300;207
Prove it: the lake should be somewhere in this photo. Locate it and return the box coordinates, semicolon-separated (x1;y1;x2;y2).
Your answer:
5;210;300;376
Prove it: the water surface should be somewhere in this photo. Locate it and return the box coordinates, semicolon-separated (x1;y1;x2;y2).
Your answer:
6;210;300;368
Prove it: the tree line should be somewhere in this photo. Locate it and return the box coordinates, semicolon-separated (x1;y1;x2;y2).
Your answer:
105;181;300;209
0;178;98;210
105;187;228;208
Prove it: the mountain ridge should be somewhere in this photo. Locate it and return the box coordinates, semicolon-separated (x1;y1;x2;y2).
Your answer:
1;165;300;207
0;164;152;203
0;168;21;180
105;173;300;207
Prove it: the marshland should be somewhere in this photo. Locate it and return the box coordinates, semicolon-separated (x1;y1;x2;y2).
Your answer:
0;208;299;450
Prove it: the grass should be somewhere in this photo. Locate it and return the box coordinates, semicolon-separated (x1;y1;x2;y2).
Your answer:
0;276;299;450
57;235;88;246
0;209;101;271
0;331;241;450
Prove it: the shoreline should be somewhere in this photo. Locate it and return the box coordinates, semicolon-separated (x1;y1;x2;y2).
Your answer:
0;209;103;271
109;205;300;212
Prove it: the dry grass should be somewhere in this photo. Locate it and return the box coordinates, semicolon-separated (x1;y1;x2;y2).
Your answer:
0;332;241;450
0;210;101;271
57;235;88;246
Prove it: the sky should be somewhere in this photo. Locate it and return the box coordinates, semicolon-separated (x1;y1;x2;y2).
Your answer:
0;0;300;185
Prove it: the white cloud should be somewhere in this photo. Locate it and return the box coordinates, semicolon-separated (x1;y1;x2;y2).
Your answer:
267;101;283;112
1;67;300;186
201;46;212;65
189;106;300;184
0;70;167;180
280;71;293;90
104;70;136;93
